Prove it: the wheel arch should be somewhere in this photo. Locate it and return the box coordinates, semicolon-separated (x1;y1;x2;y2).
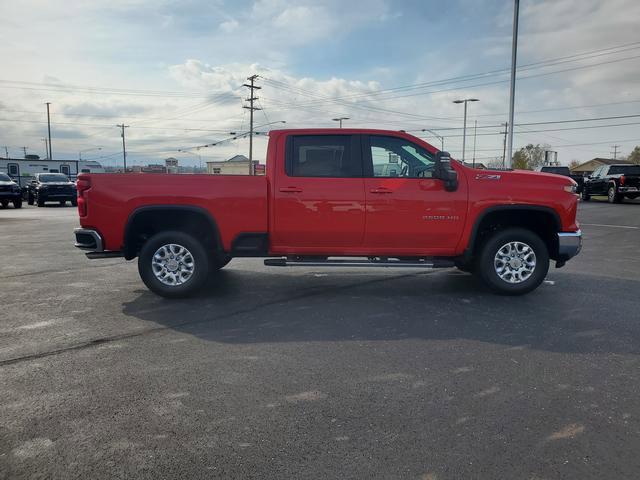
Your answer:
123;205;223;260
463;205;562;262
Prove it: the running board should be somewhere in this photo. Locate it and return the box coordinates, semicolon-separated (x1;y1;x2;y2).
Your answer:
263;257;455;268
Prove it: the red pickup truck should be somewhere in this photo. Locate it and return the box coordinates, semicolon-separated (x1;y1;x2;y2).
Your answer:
74;129;581;297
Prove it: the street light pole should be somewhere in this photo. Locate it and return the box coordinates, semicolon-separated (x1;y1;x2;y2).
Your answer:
45;102;53;160
506;0;520;168
332;117;349;128
79;147;102;161
421;129;444;150
453;98;479;163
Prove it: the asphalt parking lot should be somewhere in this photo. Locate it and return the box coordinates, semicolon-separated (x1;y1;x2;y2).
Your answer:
1;197;639;479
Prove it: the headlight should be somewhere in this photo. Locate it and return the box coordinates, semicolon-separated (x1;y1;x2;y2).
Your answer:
563;184;577;194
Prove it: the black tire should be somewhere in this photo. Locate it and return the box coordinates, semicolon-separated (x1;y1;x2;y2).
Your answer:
71;197;78;207
27;193;34;205
138;231;210;298
0;200;8;208
476;228;549;296
59;200;66;206
13;198;22;209
607;185;622;203
581;190;590;201
37;197;45;207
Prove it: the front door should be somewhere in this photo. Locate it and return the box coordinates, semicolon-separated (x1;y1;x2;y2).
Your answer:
362;134;467;256
272;134;365;253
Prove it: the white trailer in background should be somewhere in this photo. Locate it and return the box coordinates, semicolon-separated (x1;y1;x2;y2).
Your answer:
0;157;104;187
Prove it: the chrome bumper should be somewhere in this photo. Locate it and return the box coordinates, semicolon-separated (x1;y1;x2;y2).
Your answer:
74;228;104;252
557;229;582;260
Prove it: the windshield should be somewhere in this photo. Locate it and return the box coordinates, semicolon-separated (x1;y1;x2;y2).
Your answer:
0;173;12;182
609;165;640;175
541;167;570;175
38;174;70;183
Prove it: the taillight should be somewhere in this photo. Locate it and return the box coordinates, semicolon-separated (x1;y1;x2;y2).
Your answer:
77;176;91;216
620;175;625;185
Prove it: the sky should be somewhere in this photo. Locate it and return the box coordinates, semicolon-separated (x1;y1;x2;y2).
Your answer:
1;0;640;168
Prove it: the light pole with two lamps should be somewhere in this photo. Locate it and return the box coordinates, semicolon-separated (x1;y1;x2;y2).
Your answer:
332;117;349;128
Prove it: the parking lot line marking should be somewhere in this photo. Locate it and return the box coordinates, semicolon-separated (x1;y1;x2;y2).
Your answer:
581;223;639;230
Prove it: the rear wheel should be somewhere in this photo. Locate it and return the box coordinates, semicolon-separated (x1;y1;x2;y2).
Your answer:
59;200;66;206
27;192;34;205
71;197;78;207
581;189;590;201
0;200;8;208
13;198;22;209
138;231;209;298
608;185;622;203
37;197;45;207
476;228;549;295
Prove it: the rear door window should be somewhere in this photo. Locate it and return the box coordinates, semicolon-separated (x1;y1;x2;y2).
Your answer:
286;135;361;177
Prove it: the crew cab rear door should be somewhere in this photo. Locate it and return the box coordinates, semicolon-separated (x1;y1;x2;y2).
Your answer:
362;134;467;255
271;134;365;251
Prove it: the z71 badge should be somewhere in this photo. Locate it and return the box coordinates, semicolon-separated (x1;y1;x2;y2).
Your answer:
475;173;502;180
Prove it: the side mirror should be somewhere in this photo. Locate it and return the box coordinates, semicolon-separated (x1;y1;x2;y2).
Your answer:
434;151;458;192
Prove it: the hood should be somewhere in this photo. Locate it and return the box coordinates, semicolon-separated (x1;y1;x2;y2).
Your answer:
488;168;577;186
40;182;74;186
0;180;18;186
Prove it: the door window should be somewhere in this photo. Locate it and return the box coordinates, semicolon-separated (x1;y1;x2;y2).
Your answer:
60;164;71;176
8;163;19;176
367;136;435;178
286;135;360;177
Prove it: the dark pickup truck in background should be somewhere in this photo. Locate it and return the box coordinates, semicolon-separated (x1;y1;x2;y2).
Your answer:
536;166;584;194
27;173;77;207
582;164;640;203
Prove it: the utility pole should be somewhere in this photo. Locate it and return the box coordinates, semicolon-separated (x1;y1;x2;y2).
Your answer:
42;138;49;159
46;102;53;160
243;74;261;175
506;0;520;168
3;146;8;159
22;146;27;158
472;120;478;168
117;124;129;172
611;145;621;159
501;122;508;169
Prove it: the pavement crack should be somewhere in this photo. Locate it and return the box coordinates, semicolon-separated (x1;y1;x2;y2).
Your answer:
0;269;445;367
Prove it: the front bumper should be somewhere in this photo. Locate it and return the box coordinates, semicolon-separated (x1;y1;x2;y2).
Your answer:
0;191;22;200
557;229;582;261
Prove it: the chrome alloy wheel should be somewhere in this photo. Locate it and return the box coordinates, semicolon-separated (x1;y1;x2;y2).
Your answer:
493;241;536;284
151;244;195;286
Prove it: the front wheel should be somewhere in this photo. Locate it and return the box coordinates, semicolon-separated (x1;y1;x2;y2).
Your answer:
13;198;22;209
0;200;8;208
581;189;590;201
476;228;549;295
138;231;210;298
